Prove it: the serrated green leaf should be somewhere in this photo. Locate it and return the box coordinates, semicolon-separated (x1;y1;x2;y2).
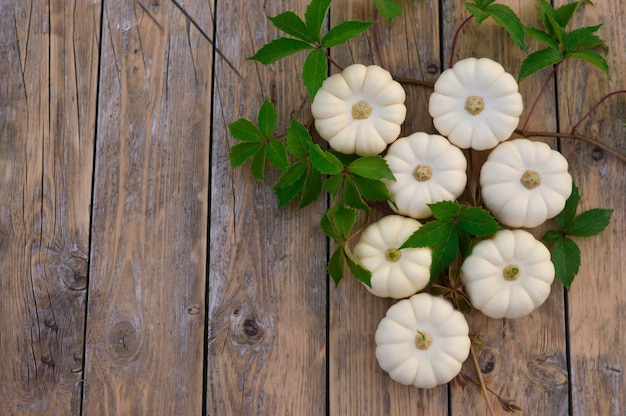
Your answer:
324;174;344;197
563;24;605;52
305;0;332;42
555;2;580;28
249;37;314;65
344;246;372;287
465;3;490;24
309;143;344;175
519;48;563;83
458;227;472;260
322;20;374;48
536;0;567;43
328;150;359;166
542;229;564;243
343;176;369;211
401;220;454;249
320;211;342;241
228;118;264;142
524;27;560;50
268;11;315;43
229;142;264;167
267;139;289;169
275;170;307;208
328;244;345;286
347;156;395;181
333;204;358;239
475;0;496;7
374;0;402;23
551;236;581;290
250;145;267;181
299;167;323;208
430;228;460;280
555;181;580;230
486;4;527;52
459;206;502;236
258;99;278;138
565;50;610;78
567;208;613;237
429;200;461;221
274;159;308;189
303;48;328;99
353;175;392;202
286;117;312;158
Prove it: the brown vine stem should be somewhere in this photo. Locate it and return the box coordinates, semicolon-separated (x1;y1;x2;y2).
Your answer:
449;15;474;69
323;48;344;72
515;129;626;164
470;344;497;416
520;62;561;133
571;90;626;133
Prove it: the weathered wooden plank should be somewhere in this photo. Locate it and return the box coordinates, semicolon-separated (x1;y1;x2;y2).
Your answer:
0;1;100;414
328;1;449;414
554;1;626;414
207;1;328;414
441;2;569;415
82;1;212;414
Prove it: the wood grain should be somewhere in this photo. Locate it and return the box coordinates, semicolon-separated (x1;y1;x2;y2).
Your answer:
0;1;100;414
328;1;449;414
207;1;328;414
82;1;212;414
555;1;626;415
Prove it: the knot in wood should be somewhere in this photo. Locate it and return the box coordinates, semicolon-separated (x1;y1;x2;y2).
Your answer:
107;321;140;363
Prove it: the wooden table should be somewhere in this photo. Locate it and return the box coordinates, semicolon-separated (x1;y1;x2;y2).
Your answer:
1;1;624;414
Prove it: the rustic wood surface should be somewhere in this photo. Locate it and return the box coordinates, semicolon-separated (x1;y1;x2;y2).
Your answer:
0;1;624;415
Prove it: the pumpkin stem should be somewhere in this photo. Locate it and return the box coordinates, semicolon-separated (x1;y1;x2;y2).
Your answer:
412;165;432;182
385;248;402;262
503;264;521;281
352;100;372;119
520;170;541;190
415;330;433;350
464;95;485;115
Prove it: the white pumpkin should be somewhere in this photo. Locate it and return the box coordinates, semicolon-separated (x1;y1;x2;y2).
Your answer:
428;57;523;150
461;229;555;319
311;64;406;156
375;293;471;388
353;215;432;299
384;132;467;219
480;138;573;228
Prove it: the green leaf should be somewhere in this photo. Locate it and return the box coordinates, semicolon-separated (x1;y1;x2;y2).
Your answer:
328;150;359;166
299;167;324;208
374;0;403;23
353;175;392;202
347;156;395;181
249;37;314;64
567;208;613;237
519;48;563;83
458;206;501;236
430;228;460;280
542;229;564;243
401;220;455;249
286;117;312;158
465;3;490;24
524;27;559;50
267;139;289;169
486;4;528;52
275;171;307;208
303;48;328;99
343;176;369;211
555;2;580;28
551;236;581;290
309;143;344;175
563;24;605;52
324;174;344;197
305;0;332;42
258;99;278;138
320;211;342;241
274;159;308;189
322;20;374;47
555;181;580;230
268;11;315;43
228;118;264;142
565;50;610;78
458;227;472;260
328;244;345;286
344;246;372;287
250;145;267;181
429;200;461;221
333;204;358;239
229;142;264;166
